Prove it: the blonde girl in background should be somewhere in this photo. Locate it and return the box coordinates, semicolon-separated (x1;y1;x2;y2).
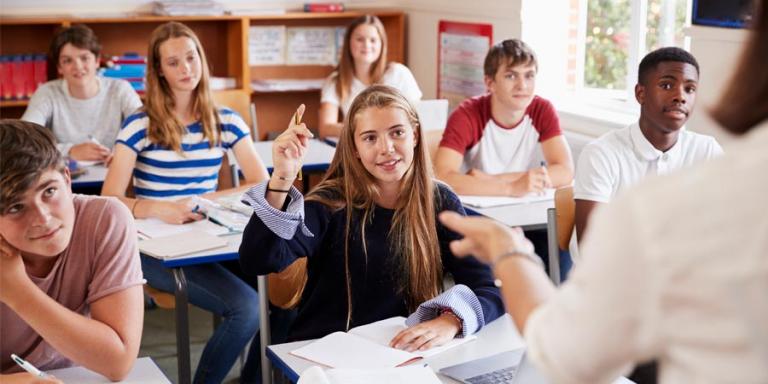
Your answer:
102;21;269;384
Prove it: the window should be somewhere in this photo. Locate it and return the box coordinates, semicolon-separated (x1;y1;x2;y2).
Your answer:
566;0;693;109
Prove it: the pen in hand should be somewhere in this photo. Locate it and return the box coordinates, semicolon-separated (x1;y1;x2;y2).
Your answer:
11;353;49;378
295;110;303;181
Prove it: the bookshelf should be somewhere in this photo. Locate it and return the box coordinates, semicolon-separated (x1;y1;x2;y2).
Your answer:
0;11;406;137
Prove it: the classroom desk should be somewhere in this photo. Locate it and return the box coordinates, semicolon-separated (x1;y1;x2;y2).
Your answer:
266;314;526;383
267;314;635;383
153;233;244;384
45;357;170;384
71;164;108;190
462;199;554;231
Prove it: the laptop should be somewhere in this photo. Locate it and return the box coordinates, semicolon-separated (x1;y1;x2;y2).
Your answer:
440;349;636;384
439;348;541;384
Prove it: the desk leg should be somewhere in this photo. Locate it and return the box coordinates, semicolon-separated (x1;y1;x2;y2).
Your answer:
173;268;192;384
258;275;272;384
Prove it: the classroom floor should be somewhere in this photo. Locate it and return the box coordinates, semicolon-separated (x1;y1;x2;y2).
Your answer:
139;304;243;384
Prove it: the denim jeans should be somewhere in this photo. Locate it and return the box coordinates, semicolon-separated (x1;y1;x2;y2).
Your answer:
141;255;261;384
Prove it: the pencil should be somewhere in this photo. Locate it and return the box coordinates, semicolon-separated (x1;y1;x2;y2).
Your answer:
295;111;303;181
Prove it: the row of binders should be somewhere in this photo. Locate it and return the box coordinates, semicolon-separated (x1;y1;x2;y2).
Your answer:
0;54;47;101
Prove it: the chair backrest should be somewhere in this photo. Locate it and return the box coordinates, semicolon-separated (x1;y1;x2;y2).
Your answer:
546;186;575;284
555;186;575;250
267;258;308;309
211;90;255;190
211;89;258;137
415;99;449;168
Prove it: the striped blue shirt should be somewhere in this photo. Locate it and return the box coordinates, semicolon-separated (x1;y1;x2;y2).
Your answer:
116;108;250;200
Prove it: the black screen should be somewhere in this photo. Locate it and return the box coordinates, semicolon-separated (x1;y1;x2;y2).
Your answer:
693;0;754;28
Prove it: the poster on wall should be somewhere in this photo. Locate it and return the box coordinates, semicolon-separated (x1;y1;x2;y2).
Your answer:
438;21;493;111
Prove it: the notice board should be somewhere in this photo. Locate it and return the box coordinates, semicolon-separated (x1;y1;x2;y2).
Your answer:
438;21;493;111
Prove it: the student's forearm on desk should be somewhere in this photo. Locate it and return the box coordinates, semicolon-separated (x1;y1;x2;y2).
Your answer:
545;163;574;188
4;283;143;381
437;171;516;196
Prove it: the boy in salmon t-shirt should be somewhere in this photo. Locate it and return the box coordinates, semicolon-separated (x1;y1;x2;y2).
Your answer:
0;119;144;383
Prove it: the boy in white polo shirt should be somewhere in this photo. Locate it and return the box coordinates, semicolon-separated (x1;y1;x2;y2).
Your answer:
574;47;722;242
435;39;574;197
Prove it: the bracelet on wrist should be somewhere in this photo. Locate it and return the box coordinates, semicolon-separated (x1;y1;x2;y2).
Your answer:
492;250;544;287
493;250;544;269
271;173;296;182
267;187;291;193
440;308;463;333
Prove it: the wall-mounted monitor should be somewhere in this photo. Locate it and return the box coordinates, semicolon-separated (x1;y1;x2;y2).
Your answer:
692;0;754;28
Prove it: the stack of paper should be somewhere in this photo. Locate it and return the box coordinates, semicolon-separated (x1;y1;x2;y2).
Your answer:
298;365;441;384
139;230;228;259
290;317;476;369
152;0;225;16
459;189;555;208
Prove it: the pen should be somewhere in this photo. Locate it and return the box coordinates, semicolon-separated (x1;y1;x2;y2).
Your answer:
11;354;49;378
295;110;303;181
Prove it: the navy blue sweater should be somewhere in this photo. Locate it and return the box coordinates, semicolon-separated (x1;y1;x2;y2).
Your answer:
239;183;503;341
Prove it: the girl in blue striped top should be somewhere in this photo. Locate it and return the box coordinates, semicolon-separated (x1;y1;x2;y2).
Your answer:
102;22;269;384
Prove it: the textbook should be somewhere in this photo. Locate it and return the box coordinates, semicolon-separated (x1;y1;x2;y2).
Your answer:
138;230;228;259
290;317;477;369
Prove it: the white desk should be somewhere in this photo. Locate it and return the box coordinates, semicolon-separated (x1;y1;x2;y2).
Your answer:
71;164;108;190
267;314;635;384
46;357;169;384
462;199;554;231
266;314;525;383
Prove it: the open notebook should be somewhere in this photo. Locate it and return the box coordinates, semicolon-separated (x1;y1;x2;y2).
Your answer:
290;317;476;369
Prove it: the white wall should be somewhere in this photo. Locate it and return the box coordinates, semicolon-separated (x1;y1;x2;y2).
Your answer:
686;25;747;145
398;0;523;99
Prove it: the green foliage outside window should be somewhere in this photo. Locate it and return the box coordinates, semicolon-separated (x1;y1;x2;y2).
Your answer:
585;0;631;90
584;0;688;91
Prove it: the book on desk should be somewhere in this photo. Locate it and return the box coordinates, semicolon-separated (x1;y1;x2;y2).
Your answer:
135;193;252;259
289;317;476;370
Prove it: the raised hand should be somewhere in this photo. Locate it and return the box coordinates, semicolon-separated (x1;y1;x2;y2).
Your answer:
271;104;313;181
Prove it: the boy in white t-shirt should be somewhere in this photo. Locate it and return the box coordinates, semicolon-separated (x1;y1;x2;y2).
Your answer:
574;47;722;242
435;39;574;197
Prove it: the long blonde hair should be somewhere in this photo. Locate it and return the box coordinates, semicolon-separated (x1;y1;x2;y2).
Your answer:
307;85;442;329
335;15;388;108
145;21;219;151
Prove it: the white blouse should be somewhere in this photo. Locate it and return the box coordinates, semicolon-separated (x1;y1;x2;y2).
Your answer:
526;122;768;384
320;62;422;117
